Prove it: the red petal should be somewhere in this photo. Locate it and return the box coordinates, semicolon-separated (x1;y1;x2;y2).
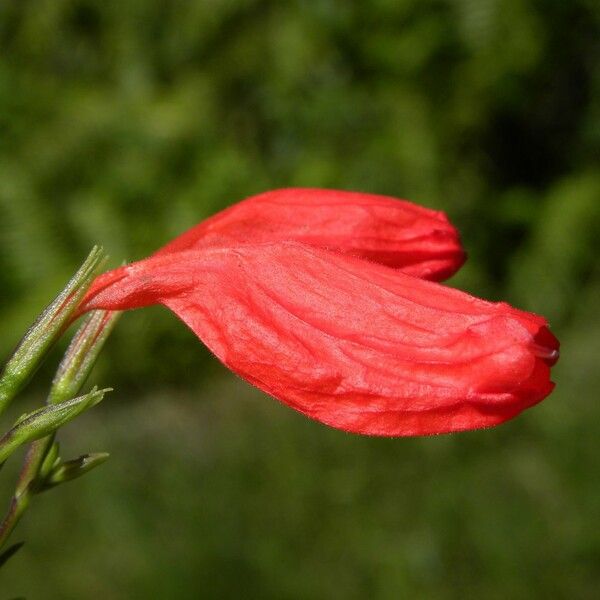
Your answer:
80;242;558;436
154;188;466;281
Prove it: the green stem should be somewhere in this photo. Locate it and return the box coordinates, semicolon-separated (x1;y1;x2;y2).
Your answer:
0;310;119;557
0;448;37;549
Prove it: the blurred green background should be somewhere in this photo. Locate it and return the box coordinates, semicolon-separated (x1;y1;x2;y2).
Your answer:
1;0;599;598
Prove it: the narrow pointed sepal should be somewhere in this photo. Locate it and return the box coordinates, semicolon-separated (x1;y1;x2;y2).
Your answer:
0;247;107;415
38;452;109;492
0;388;109;464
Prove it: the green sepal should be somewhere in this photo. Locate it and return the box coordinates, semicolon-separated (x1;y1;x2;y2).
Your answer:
38;441;61;480
39;452;110;492
0;247;106;415
0;388;110;465
49;310;120;405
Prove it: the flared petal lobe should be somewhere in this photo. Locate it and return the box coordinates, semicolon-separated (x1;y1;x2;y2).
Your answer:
155;188;466;281
80;243;558;437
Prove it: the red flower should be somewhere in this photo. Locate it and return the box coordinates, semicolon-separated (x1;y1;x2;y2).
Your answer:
154;188;466;281
80;239;558;437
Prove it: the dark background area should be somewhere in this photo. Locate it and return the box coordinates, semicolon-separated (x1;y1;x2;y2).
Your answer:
0;1;598;598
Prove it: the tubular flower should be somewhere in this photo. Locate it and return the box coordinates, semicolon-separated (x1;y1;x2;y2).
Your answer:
154;188;466;281
80;242;559;437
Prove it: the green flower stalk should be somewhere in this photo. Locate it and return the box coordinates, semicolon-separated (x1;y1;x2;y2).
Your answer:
0;250;118;567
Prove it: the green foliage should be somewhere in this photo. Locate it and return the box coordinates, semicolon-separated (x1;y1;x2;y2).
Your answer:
0;0;598;597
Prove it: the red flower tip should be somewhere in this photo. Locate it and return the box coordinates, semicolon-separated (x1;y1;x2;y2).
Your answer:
532;344;560;365
80;242;559;437
154;188;466;281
